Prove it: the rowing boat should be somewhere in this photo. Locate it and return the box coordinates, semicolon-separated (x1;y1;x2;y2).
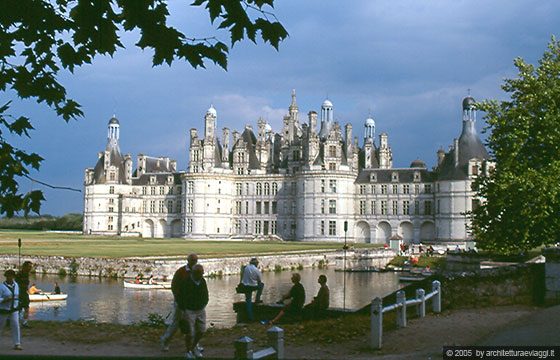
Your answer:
29;292;68;301
123;280;171;289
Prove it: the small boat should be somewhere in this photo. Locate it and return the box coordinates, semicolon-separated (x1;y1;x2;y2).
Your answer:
29;292;68;302
398;273;426;282
123;280;171;290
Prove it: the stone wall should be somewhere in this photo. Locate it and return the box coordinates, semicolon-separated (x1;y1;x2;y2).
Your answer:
542;247;560;304
0;252;338;279
334;248;396;271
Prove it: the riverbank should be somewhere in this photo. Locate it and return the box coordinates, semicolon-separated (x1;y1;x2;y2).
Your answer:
0;304;548;359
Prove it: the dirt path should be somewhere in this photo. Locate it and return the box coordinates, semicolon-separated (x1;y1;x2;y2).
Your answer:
0;305;541;359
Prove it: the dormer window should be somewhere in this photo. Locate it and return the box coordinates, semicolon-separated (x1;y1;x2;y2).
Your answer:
369;173;377;182
150;176;156;184
167;176;173;184
414;172;420;182
392;172;399;182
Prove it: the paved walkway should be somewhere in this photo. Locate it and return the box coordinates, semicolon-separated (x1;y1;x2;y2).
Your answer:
477;304;560;346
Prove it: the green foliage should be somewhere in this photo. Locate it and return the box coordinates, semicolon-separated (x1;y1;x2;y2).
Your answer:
137;312;167;329
0;213;83;231
69;258;79;276
58;267;67;277
470;36;560;254
0;0;288;217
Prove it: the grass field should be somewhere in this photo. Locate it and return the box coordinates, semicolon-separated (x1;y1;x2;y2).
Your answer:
0;230;382;258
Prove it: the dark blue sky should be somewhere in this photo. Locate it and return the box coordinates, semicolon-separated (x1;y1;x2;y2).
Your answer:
8;0;559;215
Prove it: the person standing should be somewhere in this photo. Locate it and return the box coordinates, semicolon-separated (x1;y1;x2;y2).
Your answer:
241;258;264;321
179;264;208;359
0;270;22;350
161;253;198;352
16;261;32;328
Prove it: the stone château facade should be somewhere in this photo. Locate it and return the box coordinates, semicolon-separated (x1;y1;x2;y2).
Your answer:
83;91;492;243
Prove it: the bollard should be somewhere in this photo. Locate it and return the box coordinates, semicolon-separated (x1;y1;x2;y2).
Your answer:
370;297;383;349
432;280;441;313
396;290;406;328
267;326;284;359
416;288;425;317
234;336;254;359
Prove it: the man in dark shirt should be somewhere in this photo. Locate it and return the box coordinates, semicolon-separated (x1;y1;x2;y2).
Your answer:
161;253;198;352
15;261;32;328
178;264;208;359
268;273;305;325
305;275;330;319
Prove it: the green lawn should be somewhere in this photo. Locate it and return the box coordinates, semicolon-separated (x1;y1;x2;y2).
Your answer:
0;230;382;258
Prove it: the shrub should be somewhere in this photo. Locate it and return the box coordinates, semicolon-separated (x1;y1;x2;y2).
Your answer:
58;268;67;277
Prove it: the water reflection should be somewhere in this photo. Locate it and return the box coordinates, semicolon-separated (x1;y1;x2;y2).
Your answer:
28;269;401;328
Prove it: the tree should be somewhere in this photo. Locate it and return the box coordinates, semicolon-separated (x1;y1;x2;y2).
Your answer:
0;0;288;217
470;36;560;254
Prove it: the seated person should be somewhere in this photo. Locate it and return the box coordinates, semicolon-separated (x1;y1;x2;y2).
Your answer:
268;273;305;325
54;282;61;294
304;275;329;319
28;284;41;294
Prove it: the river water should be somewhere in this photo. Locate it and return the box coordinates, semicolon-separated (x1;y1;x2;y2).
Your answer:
27;269;402;328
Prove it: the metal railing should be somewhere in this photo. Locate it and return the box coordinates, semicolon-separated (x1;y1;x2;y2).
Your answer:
234;326;284;359
370;280;441;348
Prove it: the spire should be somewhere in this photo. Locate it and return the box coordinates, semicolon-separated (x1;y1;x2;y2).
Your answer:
108;116;120;141
289;89;298;112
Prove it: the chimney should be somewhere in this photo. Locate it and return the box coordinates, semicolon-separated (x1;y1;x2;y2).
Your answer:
437;148;445;166
454;138;459;167
308;111;318;135
222;127;230;163
232;130;239;144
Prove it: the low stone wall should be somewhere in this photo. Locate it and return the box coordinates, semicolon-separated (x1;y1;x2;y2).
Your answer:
334;248;396;271
0;252;338;279
542;247;560;304
445;252;487;271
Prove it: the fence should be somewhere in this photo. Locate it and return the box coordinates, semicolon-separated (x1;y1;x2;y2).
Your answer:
370;280;441;348
234;326;284;359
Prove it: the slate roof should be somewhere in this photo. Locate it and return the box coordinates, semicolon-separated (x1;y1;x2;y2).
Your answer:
91;139;126;184
355;168;434;184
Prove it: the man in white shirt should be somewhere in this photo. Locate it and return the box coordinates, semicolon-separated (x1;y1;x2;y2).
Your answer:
0;270;21;350
241;258;264;321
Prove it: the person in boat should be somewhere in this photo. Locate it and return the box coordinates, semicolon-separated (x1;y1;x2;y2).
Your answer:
16;261;32;329
179;264;208;359
161;253;199;352
28;284;41;295
148;275;155;285
134;275;142;284
304;275;329;320
267;273;305;325
54;282;61;295
0;270;22;350
241;258;264;321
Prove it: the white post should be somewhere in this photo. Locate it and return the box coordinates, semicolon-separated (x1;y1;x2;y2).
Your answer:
432;280;441;313
396;290;406;328
234;336;254;359
267;326;284;359
370;297;383;349
416;288;425;317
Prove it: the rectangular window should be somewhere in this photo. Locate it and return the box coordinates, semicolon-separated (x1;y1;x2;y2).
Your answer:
236;183;242;195
188;181;194;194
329;179;336;193
371;184;376;194
256;183;262;195
150;201;156;213
159;200;164;213
235;201;242;214
424;200;432;215
245;201;249;214
264;183;270;195
321;199;325;214
271;221;277;235
159;187;165;195
329;200;336;214
403;184;410;194
392;184;398;194
321;180;325;193
371;200;376;215
151;187;156;195
187;199;193;213
109;198;114;204
320;220;325;235
168;186;174;195
108;207;114;212
246;183;250;195
110;172;115;181
392;200;398;215
108;216;113;223
167;200;173;213
108;224;113;230
360;185;366;195
234;220;241;234
425;184;432;194
186;218;193;233
437;199;441;214
414;200;419;215
403;200;410;215
381;200;387;215
264;201;270;214
291;202;296;215
415;184;420;194
328;221;336;236
329;163;336;171
109;186;115;194
381;184;387;194
272;182;278;195
142;201;147;213
177;185;182;194
256;201;262;214
272;201;277;214
142;187;147;195
255;220;261;234
177;201;182;213
360;200;366;215
329;145;336;157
